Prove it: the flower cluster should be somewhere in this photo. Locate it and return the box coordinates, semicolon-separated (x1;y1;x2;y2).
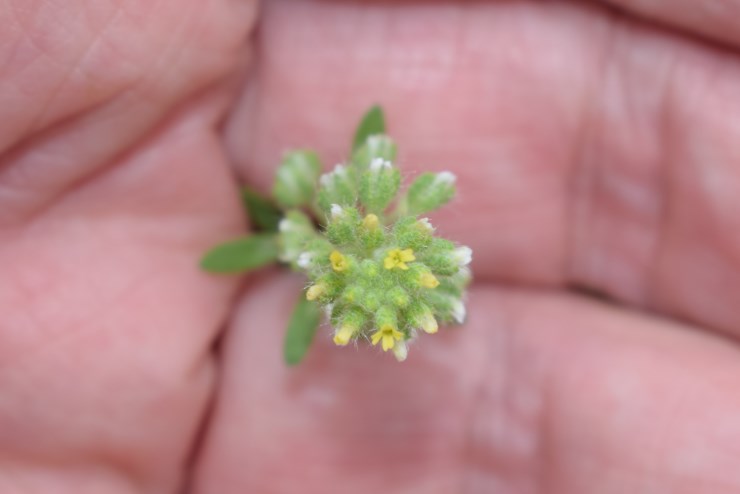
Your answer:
201;107;473;365
278;144;471;361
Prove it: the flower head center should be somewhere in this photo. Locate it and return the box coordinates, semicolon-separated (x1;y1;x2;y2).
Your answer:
384;248;415;270
330;250;349;272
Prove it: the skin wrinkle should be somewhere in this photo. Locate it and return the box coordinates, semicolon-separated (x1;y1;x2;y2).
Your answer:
566;6;617;297
461;291;547;494
596;0;740;50
644;36;678;312
20;2;125;138
0;71;237;228
0;1;130;154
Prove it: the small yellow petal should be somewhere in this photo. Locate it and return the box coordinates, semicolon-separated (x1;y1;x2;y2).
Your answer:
400;249;416;262
382;334;394;352
371;330;383;346
420;272;440;288
383;256;396;270
333;325;354;346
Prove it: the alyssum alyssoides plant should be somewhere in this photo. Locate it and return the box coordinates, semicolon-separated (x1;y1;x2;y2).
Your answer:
202;106;472;364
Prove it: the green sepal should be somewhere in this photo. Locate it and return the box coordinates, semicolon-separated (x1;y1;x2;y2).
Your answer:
352;105;386;152
393;217;432;251
273;150;322;208
352;135;397;171
278;209;317;263
419;238;458;275
283;294;322;366
316;165;357;214
200;234;279;274
359;162;400;214
241;187;282;232
401;172;456;215
326;206;361;245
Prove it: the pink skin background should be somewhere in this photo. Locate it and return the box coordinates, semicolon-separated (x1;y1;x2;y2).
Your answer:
1;0;740;492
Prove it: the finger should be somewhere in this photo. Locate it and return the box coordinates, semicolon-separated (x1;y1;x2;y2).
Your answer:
0;0;255;224
192;274;740;493
597;0;740;49
225;0;740;336
0;0;256;491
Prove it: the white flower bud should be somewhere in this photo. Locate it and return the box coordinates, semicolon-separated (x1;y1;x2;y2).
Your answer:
324;303;334;319
418;217;434;232
452;246;472;267
451;299;466;324
330;204;344;220
370;157;392;172
278;218;292;232
296;252;313;269
435;171;457;185
392;340;408;362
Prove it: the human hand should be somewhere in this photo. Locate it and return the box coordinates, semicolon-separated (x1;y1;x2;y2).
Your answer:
2;1;740;493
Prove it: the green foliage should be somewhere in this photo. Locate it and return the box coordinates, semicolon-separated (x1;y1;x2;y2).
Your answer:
352;134;397;170
358;159;401;214
283;295;321;366
200;234;278;273
402;172;457;215
241;187;282;232
352;105;386;152
316;165;357;214
202;105;471;364
273;150;322;208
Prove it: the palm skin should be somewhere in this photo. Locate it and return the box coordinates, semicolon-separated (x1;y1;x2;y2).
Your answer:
1;0;739;493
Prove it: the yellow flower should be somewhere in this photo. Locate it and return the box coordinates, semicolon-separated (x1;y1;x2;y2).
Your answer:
371;324;404;352
420;311;438;334
306;282;327;301
330;250;349;272
419;272;440;288
333;324;356;346
384;248;415;270
362;213;379;230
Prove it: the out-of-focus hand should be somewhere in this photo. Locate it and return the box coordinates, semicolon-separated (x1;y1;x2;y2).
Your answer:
1;1;740;493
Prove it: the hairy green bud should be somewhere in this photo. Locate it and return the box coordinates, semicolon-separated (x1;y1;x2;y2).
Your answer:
273;150;322;208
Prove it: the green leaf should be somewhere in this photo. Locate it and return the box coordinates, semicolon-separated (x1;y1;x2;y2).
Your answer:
283;295;322;366
200;234;279;273
241;187;282;232
352;105;385;152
